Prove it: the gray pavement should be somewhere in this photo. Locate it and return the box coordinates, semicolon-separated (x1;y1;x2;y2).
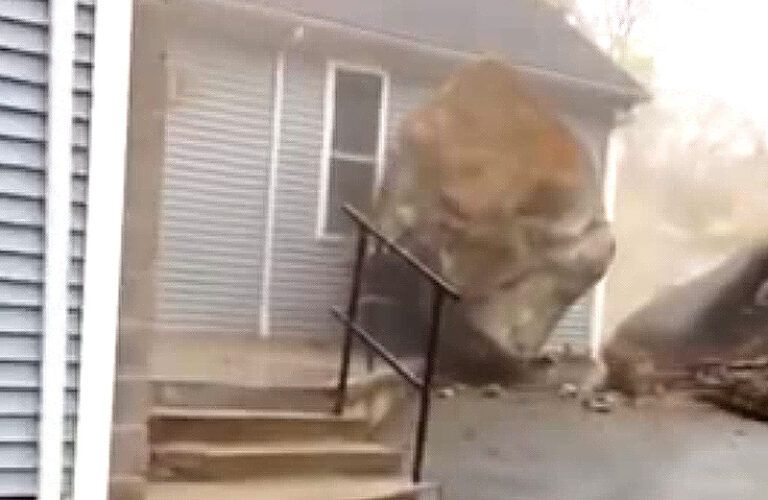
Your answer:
425;390;768;500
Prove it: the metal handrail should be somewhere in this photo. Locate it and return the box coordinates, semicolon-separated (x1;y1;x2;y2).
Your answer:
331;203;459;483
341;204;460;299
331;308;424;389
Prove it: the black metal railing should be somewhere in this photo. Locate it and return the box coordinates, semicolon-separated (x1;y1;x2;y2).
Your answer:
331;203;460;483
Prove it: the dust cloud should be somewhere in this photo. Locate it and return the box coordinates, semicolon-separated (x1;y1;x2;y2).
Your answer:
604;93;768;335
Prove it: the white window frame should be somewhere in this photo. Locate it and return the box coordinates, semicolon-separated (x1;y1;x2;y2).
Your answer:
316;60;390;240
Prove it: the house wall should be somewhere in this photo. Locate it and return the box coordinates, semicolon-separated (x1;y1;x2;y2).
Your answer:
0;0;94;496
272;49;609;348
269;50;341;336
155;29;611;349
269;50;437;337
67;3;95;493
154;35;273;335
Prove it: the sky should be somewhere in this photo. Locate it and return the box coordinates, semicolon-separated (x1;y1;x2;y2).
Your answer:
579;0;768;128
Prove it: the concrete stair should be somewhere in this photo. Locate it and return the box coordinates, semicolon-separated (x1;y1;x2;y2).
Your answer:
152;441;403;480
152;370;400;411
150;407;371;442
146;369;433;499
146;476;437;500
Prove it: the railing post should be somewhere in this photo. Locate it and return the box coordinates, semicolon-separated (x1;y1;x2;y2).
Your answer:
412;285;446;482
366;240;385;374
334;226;368;415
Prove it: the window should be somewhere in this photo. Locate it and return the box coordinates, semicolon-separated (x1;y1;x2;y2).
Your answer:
319;63;387;237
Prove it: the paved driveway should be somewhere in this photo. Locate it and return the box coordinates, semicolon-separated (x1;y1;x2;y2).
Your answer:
425;390;768;500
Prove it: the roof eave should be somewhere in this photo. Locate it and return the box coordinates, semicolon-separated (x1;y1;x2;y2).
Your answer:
158;0;652;105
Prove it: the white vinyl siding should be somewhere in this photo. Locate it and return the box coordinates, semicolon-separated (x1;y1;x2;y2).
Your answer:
270;54;422;337
271;52;346;336
153;41;599;350
550;294;592;352
0;0;92;496
156;36;273;334
63;1;94;495
0;0;51;495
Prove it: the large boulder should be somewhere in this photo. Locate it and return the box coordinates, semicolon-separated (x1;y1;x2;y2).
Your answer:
359;237;530;384
366;58;614;381
597;242;768;396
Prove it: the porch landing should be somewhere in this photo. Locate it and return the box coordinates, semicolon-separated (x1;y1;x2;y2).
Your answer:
146;476;434;500
150;332;371;386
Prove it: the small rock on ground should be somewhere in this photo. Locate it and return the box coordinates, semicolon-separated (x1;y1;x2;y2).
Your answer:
481;383;505;398
453;382;468;393
436;387;456;399
582;393;614;413
558;383;579;398
462;427;478;441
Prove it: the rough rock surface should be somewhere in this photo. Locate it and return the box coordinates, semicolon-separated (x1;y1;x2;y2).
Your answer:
593;242;768;398
362;58;614;382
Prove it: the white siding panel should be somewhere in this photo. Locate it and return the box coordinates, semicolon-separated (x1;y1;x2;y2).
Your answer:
0;1;49;494
270;55;438;337
156;38;273;334
62;2;95;496
72;64;90;93
72;92;89;119
0;18;47;54
73;4;92;36
0;225;42;254
0;108;44;140
270;52;349;336
0;77;45;111
550;294;592;349
0;0;47;23
0;136;44;167
0;50;46;86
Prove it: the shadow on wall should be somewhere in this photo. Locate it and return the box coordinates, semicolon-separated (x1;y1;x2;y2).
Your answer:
604;94;768;335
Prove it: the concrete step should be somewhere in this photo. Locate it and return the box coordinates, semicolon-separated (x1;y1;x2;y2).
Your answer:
109;475;146;500
149;407;371;443
150;333;371;387
151;442;403;480
146;476;439;500
152;371;401;412
153;379;335;411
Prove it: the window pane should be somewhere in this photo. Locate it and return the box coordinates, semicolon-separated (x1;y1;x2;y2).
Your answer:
327;158;376;235
333;69;382;156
